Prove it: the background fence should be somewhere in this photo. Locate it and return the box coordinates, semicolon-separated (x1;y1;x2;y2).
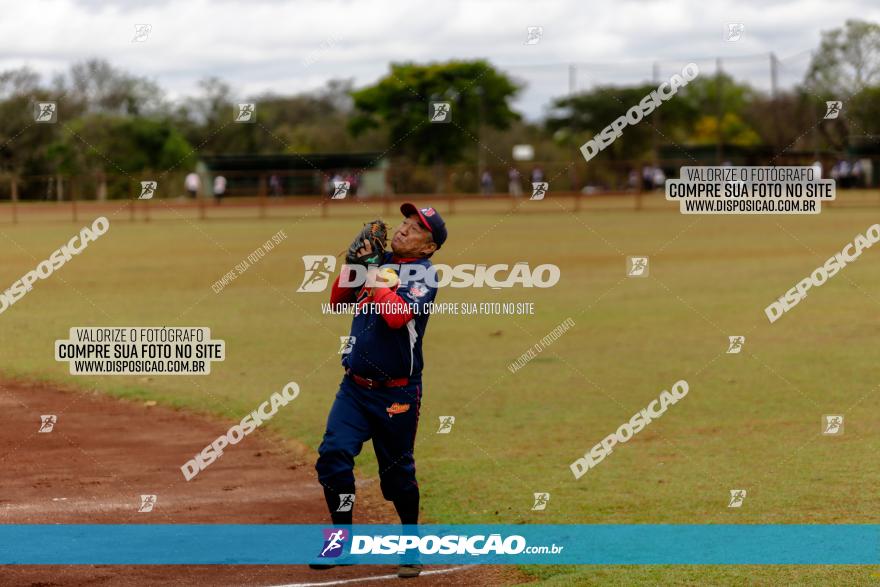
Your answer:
2;188;879;225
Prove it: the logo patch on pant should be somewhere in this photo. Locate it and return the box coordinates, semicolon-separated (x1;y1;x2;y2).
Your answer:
386;402;410;416
336;494;355;512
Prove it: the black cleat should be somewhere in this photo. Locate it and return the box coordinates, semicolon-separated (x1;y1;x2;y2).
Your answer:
397;563;423;578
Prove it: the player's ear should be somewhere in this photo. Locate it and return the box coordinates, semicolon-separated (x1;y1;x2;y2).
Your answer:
421;241;437;257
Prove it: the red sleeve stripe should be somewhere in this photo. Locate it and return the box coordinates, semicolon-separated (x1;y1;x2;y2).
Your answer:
372;286;414;329
329;270;358;304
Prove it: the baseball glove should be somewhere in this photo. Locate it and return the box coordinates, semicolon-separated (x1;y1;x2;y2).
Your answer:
345;219;388;266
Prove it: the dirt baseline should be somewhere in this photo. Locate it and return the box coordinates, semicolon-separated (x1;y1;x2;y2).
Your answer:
0;379;523;586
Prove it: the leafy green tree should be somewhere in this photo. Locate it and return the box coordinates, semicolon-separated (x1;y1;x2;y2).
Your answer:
60;59;164;116
742;91;817;150
546;83;698;160
691;113;760;146
849;86;880;136
805;19;880;149
806;19;880;96
546;73;761;160
49;114;194;199
349;60;521;167
176;78;381;156
0;67;60;199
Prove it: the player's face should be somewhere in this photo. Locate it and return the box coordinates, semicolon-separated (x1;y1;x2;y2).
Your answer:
392;215;436;258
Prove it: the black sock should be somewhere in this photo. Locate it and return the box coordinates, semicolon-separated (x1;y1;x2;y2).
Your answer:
392;489;419;525
323;487;354;525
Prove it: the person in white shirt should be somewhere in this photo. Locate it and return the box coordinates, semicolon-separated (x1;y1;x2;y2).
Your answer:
213;175;227;203
185;172;200;198
652;166;666;188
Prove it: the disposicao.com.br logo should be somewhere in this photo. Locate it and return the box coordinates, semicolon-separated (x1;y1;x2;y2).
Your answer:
297;257;560;291
318;528;349;558
315;529;563;560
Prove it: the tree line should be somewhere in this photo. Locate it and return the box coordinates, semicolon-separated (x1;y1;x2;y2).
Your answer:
0;19;877;199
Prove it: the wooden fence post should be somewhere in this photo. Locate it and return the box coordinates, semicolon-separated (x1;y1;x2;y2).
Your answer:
10;176;18;224
144;184;150;222
71;179;78;223
259;174;267;219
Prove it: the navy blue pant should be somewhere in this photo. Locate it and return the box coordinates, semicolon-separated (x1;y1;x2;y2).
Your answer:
316;375;422;501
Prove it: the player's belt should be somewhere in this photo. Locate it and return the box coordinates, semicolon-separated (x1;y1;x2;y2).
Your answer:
346;369;409;390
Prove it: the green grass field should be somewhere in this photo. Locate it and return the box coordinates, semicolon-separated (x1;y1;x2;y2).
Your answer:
2;198;879;584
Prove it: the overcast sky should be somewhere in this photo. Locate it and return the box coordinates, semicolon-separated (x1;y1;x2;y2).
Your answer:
2;0;879;119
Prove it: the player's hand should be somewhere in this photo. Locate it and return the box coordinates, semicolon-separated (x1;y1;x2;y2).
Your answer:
356;239;372;259
365;267;399;293
374;267;399;289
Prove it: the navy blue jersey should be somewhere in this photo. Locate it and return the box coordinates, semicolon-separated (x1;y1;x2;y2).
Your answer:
335;253;437;380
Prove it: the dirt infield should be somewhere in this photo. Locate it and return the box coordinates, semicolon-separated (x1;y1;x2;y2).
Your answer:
0;379;525;586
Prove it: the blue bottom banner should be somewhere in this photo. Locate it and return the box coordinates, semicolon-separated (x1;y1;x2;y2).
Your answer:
0;524;876;565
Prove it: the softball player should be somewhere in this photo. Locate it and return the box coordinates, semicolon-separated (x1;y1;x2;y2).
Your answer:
312;203;447;578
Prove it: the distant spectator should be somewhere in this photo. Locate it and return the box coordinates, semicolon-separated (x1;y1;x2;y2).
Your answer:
185;172;200;198
345;172;360;197
269;174;283;197
831;159;863;189
810;160;822;180
642;165;655;190
480;171;493;195
329;172;344;197
627;169;640;190
213;175;227;204
508;167;523;197
652;166;666;188
530;166;544;184
852;160;864;188
839;160;853;189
